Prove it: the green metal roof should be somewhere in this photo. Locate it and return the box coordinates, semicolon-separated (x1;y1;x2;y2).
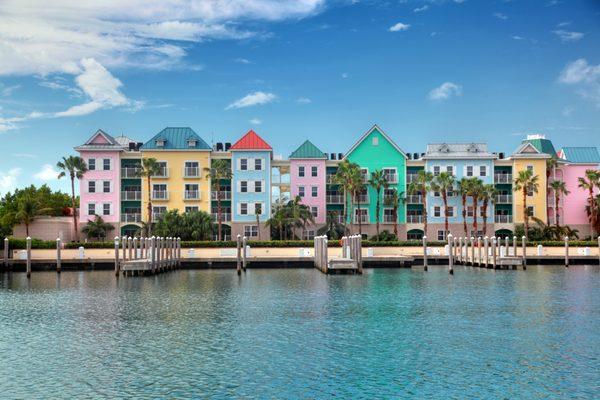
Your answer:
141;127;211;150
522;138;557;156
289;140;327;159
561;147;600;164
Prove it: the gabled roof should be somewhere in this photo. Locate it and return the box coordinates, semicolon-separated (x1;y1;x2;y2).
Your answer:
75;129;124;151
423;143;496;159
141;127;211;150
510;141;551;159
559;147;600;164
289;140;327;159
230;129;272;151
344;124;407;159
522;136;557;157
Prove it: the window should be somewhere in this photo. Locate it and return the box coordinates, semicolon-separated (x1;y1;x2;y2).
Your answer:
438;230;446;241
311;166;318;177
466;206;474;217
153;184;167;199
254;203;262;215
299;186;305;197
88;181;96;193
254;181;262;193
446;166;454;175
407;231;423;240
185;206;199;213
526;165;534;173
88;159;96;170
360;168;368;182
433;166;440;176
240;158;248;171
433;206;441;217
254;158;262;171
103;181;111;193
187;139;197;148
240;203;248;215
244;225;259;237
311;206;318;218
372;136;379;146
241;181;248;193
155;161;167;177
311;186;318;197
153;206;167;219
298;166;305;177
185;184;199;199
354;208;368;223
303;230;316;240
479;165;487;177
433;191;440;197
526;206;534;217
88;203;96;216
384;208;395;223
527;185;534;197
466;166;474;177
447;206;455;217
102;203;111;216
185;161;199;177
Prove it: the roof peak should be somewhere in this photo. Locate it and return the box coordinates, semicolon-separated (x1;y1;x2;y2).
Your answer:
230;129;272;150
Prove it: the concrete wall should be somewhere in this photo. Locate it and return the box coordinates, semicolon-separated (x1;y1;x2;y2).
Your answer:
13;217;75;241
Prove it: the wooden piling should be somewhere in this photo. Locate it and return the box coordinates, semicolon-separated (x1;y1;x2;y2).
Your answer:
114;236;120;276
422;235;428;271
492;237;497;269
121;236;127;261
564;236;569;267
477;237;482;267
26;236;31;278
177;238;181;266
484;236;489;268
151;236;156;272
56;238;62;273
236;234;241;276
242;236;248;272
512;236;517;257
458;237;462;264
448;234;454;274
504;236;509;257
128;237;133;260
522;236;527;270
470;237;475;266
3;237;8;270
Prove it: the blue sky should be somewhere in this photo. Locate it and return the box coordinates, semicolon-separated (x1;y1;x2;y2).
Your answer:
0;0;599;195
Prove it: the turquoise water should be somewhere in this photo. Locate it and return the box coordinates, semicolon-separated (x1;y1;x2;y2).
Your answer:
1;266;599;399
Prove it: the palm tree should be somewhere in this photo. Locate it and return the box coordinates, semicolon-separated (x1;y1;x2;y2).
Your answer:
384;189;403;239
480;184;498;236
13;195;52;236
408;170;433;238
317;211;346;240
368;169;390;237
458;178;471;236
549;180;570;227
578;170;600;238
81;215;115;241
136;158;161;236
266;203;286;240
350;171;366;236
469;178;484;236
204;159;233;241
57;155;87;241
432;172;455;237
255;203;262;240
546;157;559;224
333;160;361;235
514;169;540;238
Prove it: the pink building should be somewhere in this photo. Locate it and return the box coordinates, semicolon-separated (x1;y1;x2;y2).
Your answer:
289;141;328;234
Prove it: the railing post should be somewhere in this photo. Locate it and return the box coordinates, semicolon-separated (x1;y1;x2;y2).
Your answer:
458;237;462;264
521;236;527;270
422;235;428;271
484;236;489;267
470;237;475;266
133;237;138;260
26;236;32;278
236;234;242;276
448;233;454;275
242;236;248;272
564;236;569;267
151;236;156;273
128;237;133;260
114;236;120;276
453;237;458;261
492;237;497;269
357;235;363;274
477;237;482;267
56;238;61;273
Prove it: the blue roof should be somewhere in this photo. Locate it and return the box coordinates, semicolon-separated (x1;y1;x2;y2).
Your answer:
561;147;600;164
141;127;211;150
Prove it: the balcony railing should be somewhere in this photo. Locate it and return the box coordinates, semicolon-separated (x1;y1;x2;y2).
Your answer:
494;215;513;223
121;167;141;178
211;191;231;201
494;174;512;184
121;191;141;201
406;195;423;204
407;215;423;223
211;213;231;222
383;173;397;184
152;167;169;178
353;194;369;204
326;194;344;204
407;174;418;183
184;190;200;200
152;190;169;200
152;212;165;220
495;194;513;204
184;167;200;178
383;215;396;223
121;213;141;223
354;214;368;224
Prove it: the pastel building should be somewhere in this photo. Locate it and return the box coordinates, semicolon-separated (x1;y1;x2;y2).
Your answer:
230;130;272;239
289;140;328;237
423;143;496;240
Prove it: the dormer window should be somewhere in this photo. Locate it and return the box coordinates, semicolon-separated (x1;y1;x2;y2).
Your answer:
187;139;197;148
156;139;166;147
438;144;450;153
467;144;478;153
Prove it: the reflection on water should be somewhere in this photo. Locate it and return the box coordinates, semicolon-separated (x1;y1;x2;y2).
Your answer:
1;266;599;398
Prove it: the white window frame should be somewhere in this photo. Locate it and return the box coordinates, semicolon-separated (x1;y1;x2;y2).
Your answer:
299;186;305;197
240;203;248;215
103;181;111;193
87;202;96;216
526;205;535;217
446;165;454;175
88;158;96;171
433;206;441;217
244;225;259;237
466;165;474;177
240;158;248;171
102;203;111;216
240;181;248;193
479;165;487;177
311;166;318;177
311;186;318;197
88;180;96;193
447;206;455;218
185;206;199;213
311;206;318;218
254;158;263;171
254;181;262;193
103;158;111;171
437;230;446;241
298;165;305;178
433;165;440;176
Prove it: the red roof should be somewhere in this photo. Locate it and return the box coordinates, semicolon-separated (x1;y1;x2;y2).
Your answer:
230;130;272;150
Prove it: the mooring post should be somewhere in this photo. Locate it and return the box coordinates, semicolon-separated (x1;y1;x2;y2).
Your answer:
242;236;248;272
127;237;133;260
505;236;509;257
453;237;458;261
236;234;241;276
114;236;120;276
121;236;127;261
512;236;517;257
492;237;497;269
3;237;8;270
323;237;328;271
158;237;163;271
522;236;527;270
133;237;139;260
166;237;171;268
26;236;32;278
56;238;62;273
598;236;600;266
470;237;475;266
484;236;489;267
448;233;454;274
176;238;181;267
358;235;363;273
457;237;462;264
422;235;428;271
564;236;569;267
477;237;482;266
150;236;156;272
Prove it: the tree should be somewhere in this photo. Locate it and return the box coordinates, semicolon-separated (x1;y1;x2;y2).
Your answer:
81;215;114;241
480;184;498;236
432;172;455;237
457;178;471;236
513;169;540;238
153;210;214;240
57;155;87;241
549;180;570;227
204;159;232;241
469;178;484;236
255;203;262;240
408;170;433;238
317;211;346;240
333;160;362;235
368;169;390;237
136;158;161;236
265;197;314;240
546;157;559;224
13;195;52;237
384;189;403;239
578;169;600;239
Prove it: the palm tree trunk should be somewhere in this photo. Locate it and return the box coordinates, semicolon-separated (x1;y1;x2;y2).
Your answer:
442;192;449;236
357;194;362;236
555;193;559;227
147;176;153;236
523;188;528;238
375;189;381;236
256;213;261;241
422;195;428;239
462;196;467;236
217;184;222;241
342;189;348;235
393;203;398;239
482;201;488;236
70;175;78;241
26;223;29;237
589;189;596;238
472;195;478;236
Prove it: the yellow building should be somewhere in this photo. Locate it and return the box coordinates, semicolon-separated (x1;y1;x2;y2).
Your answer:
140;127;212;221
510;141;549;225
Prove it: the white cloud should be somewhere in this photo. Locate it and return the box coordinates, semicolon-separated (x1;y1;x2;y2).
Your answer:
34;164;59;181
226;91;277;109
296;97;312;104
553;30;584;42
389;22;410;32
1;84;20;96
494;13;508;20
235;58;252;64
558;58;600;106
0;167;21;195
414;5;429;12
341;72;349;79
512;35;524;40
428;82;462;101
249;117;262;124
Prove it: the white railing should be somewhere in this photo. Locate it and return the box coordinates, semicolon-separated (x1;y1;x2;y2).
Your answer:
494;174;512;184
121;213;141;223
383;173;397;184
184;167;199;178
494;215;513;223
354;214;368;224
211;191;231;200
121;167;141;178
326;194;344;204
211;213;231;222
184;190;200;200
153;167;169;178
495;194;513;204
213;234;232;241
407;215;423;223
406;195;422;204
383;215;396;223
121;191;141;201
152;190;169;200
354;194;369;204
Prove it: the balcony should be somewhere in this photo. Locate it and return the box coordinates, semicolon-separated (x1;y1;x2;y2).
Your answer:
184;167;200;178
211;191;231;201
494;215;513;223
152;190;169;200
353;194;369;204
407;174;418;183
121;167;141;178
326;174;337;184
383;173;398;184
494;174;512;184
407;215;423;223
383;215;396;224
152;212;165;220
152;167;169;178
121;191;141;201
184;190;200;200
326;194;344;204
121;213;141;223
406;195;423;204
495;194;513;204
211;213;232;222
354;214;368;224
